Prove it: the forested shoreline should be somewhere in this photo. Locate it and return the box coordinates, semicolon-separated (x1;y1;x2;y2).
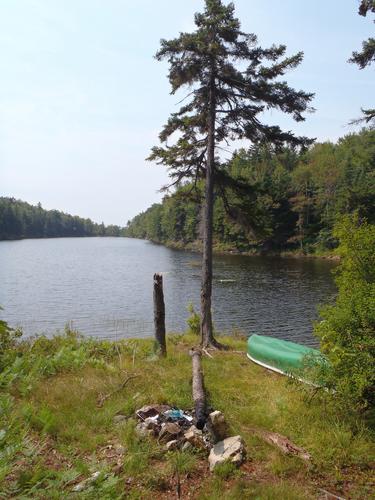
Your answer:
0;198;124;240
2;129;373;249
125;129;375;255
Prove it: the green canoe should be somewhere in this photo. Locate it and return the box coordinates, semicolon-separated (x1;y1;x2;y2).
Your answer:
247;334;323;381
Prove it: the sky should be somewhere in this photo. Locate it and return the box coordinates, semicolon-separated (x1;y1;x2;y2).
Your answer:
0;0;373;226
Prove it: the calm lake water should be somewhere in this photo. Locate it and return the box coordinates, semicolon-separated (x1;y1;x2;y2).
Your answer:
0;237;337;346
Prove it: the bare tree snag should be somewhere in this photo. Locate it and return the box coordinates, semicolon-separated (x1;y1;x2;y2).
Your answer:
190;348;206;429
153;273;166;356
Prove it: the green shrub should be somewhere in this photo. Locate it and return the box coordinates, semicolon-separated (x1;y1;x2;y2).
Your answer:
186;303;200;335
213;460;239;480
314;214;375;413
0;313;22;371
23;405;59;437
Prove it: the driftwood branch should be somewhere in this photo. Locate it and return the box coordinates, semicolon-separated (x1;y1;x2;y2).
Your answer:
97;374;139;408
190;348;207;429
318;488;346;500
249;427;311;461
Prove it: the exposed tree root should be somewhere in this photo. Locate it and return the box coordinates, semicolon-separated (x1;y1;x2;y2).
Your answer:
201;338;230;351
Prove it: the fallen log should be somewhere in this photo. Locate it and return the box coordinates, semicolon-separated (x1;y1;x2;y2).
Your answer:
249;427;311;461
190;348;206;430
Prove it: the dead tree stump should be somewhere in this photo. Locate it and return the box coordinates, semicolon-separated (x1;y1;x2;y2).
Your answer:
190;348;206;429
153;273;166;356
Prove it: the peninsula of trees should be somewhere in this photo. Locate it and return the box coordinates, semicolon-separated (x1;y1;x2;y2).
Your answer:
0;198;124;240
125;128;375;255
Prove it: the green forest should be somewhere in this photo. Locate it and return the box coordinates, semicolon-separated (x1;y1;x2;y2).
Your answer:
0;197;124;240
125;128;375;255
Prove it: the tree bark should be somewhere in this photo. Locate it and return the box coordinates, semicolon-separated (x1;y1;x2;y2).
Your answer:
200;59;218;348
190;348;206;429
153;273;166;356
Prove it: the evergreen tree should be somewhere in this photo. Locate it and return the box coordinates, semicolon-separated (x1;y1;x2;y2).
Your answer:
349;0;375;125
149;0;314;347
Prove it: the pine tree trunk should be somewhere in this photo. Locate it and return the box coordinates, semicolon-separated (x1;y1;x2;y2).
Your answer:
200;63;218;348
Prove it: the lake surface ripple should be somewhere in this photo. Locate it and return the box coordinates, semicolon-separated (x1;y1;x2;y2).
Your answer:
0;237;337;346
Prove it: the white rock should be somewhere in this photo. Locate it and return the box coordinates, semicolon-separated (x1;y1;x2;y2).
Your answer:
208;435;245;471
159;422;181;442
144;416;160;433
184;425;206;449
135;422;154;438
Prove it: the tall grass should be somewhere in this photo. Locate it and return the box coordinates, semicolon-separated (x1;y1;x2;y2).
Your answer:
0;329;373;498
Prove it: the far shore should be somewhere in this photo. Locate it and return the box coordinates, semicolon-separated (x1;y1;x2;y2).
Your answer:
142;237;341;261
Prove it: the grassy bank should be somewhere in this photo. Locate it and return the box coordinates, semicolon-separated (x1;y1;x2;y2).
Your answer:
1;331;373;499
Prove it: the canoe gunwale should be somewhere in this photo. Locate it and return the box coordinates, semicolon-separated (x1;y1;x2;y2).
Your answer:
246;353;320;387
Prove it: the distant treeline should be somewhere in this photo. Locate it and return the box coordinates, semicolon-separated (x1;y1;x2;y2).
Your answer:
125;129;375;254
0;198;125;240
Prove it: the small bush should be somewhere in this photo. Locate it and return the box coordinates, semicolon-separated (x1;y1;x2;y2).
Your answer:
166;450;198;476
314;214;375;413
0;314;22;371
213;460;239;480
23;405;58;437
187;303;200;335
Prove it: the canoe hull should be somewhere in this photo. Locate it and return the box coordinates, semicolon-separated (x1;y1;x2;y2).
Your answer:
247;334;322;378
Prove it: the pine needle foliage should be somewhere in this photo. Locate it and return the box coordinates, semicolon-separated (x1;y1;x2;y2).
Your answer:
149;0;314;186
349;0;375;125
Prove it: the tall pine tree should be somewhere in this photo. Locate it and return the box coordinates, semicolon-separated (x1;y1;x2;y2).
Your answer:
149;0;314;347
